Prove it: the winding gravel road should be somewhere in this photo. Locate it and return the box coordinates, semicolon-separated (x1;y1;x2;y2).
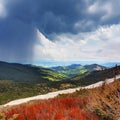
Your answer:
1;75;120;107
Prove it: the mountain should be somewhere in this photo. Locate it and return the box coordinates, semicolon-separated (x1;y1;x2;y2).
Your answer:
84;64;106;72
51;64;87;77
68;65;120;86
0;62;119;105
66;64;82;69
51;64;82;70
0;61;66;82
50;64;106;77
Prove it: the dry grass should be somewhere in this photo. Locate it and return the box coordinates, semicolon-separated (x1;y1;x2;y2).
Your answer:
85;79;120;120
0;79;120;120
58;79;120;120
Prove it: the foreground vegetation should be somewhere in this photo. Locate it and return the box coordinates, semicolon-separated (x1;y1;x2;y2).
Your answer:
59;79;120;120
0;79;119;120
0;80;80;105
0;98;99;120
0;65;119;105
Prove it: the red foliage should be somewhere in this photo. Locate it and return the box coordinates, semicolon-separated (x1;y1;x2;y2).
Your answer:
2;98;99;120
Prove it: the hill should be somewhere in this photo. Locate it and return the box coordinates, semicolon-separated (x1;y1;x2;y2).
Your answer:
51;64;87;77
50;64;106;77
0;61;66;82
0;61;119;105
0;78;119;120
67;65;120;86
59;79;120;120
84;64;106;72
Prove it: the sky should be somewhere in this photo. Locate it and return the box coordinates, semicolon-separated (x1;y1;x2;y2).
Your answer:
0;0;120;65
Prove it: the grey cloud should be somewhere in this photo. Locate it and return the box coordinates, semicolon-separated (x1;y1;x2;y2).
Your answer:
0;0;120;62
3;0;120;35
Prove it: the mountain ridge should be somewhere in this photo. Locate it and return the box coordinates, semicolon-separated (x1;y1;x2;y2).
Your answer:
50;63;106;77
0;61;66;82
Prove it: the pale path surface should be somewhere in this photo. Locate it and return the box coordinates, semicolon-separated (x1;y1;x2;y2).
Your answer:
1;75;120;107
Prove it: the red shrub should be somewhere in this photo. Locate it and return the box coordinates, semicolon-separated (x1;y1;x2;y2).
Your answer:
2;98;99;120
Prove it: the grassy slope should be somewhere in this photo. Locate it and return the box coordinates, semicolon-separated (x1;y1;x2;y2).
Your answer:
69;65;120;86
63;67;87;77
41;69;67;81
0;81;49;104
59;79;120;120
0;80;75;105
0;63;119;106
0;62;68;105
1;80;119;120
0;65;119;105
51;66;87;77
0;61;67;82
88;79;120;120
0;80;72;105
51;64;106;77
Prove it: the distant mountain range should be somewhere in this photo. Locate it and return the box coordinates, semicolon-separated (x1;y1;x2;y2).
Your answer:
63;65;120;87
0;61;118;83
51;64;106;77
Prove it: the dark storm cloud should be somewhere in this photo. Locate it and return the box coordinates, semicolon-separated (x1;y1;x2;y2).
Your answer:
6;0;86;34
0;0;120;62
4;0;120;34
